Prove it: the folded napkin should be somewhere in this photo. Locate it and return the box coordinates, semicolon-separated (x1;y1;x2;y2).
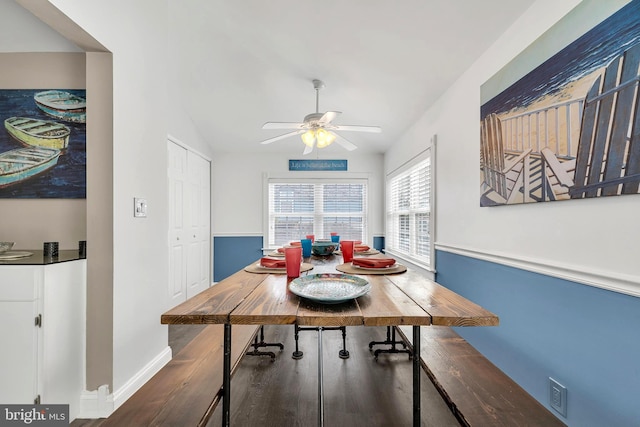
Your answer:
352;258;396;268
260;257;286;268
289;241;302;247
354;245;370;252
277;247;286;253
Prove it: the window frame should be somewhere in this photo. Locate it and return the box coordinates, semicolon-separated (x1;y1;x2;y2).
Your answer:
264;175;370;248
385;138;436;272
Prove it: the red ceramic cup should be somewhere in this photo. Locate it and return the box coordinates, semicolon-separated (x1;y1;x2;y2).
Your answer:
306;234;315;243
340;240;355;263
285;246;302;278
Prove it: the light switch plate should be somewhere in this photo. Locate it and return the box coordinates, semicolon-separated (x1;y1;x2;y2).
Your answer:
134;198;147;218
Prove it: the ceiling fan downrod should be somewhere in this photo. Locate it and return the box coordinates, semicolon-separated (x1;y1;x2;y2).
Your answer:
312;79;325;114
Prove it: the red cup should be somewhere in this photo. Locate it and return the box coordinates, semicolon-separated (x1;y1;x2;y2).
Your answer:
340;240;354;263
306;234;315;243
330;232;338;236
285;247;302;278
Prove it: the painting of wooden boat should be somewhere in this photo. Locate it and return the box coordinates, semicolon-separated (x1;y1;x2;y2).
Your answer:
0;147;61;188
34;90;86;123
4;117;70;150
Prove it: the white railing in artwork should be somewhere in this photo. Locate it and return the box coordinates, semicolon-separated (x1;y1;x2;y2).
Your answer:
500;98;584;159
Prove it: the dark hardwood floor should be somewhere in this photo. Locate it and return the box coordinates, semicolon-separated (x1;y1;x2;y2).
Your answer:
73;325;460;426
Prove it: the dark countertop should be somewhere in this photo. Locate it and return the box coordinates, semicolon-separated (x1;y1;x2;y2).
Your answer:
0;250;84;265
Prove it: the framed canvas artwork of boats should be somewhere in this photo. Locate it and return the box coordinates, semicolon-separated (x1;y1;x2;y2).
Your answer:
0;89;86;198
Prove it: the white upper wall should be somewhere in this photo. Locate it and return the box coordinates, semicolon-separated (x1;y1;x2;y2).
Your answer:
0;0;81;52
212;151;385;240
385;0;640;296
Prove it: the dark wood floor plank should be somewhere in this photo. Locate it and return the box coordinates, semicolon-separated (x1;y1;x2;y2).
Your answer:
207;325;460;427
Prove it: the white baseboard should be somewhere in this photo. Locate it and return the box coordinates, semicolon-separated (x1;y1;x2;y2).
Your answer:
78;346;172;419
436;243;640;298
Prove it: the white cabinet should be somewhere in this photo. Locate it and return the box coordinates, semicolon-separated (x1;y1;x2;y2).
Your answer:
0;267;39;404
0;259;86;421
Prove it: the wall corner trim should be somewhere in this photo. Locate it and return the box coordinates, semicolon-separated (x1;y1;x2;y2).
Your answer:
78;384;113;419
436;243;640;298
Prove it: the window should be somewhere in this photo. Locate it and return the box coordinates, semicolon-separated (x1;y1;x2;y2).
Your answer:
267;179;368;247
386;147;434;270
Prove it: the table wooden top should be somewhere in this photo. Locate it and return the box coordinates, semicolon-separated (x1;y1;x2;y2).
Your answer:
161;254;499;328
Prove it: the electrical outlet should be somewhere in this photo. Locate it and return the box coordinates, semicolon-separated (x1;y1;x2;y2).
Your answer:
549;377;567;417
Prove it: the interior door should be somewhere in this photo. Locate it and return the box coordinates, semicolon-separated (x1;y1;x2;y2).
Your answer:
168;141;187;305
186;150;211;298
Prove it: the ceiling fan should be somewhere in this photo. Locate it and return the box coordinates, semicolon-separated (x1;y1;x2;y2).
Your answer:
260;79;381;154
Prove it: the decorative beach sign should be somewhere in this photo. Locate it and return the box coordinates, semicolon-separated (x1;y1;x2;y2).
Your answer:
0;89;86;198
480;0;640;206
289;159;348;171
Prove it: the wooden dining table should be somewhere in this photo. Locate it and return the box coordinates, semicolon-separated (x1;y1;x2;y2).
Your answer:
161;253;498;427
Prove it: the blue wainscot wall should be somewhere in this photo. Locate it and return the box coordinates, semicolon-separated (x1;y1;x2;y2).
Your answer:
435;250;640;427
213;235;263;282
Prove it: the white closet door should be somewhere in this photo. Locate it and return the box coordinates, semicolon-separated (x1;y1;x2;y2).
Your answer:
168;139;211;305
168;141;187;305
186;150;211;299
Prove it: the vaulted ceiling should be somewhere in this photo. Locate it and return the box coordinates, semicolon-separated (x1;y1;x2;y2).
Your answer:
168;0;535;155
4;0;537;156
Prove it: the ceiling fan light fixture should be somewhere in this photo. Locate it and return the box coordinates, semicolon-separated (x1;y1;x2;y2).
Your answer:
315;128;335;148
301;129;316;147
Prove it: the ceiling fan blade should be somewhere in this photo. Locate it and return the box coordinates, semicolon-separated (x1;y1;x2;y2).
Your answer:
303;140;315;155
260;130;303;145
262;122;305;130
317;111;341;126
333;124;381;133
332;132;358;151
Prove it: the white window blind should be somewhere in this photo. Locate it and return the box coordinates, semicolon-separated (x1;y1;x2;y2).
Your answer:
386;151;433;269
267;179;368;247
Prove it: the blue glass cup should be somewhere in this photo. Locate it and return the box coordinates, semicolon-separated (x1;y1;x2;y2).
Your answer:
330;235;340;243
300;239;312;258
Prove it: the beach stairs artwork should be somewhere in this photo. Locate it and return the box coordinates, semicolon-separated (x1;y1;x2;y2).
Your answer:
481;42;640;206
480;113;533;205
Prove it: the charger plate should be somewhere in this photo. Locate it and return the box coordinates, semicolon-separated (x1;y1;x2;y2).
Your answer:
334;249;380;256
289;273;370;304
335;262;407;275
245;262;313;274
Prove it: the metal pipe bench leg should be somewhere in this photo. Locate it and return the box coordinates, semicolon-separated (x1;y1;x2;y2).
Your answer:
369;326;412;360
246;325;283;360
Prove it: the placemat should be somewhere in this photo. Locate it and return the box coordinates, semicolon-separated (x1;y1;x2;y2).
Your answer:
334;249;380;256
244;262;314;274
335;262;407;275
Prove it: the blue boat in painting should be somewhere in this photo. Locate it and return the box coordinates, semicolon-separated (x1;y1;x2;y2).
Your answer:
0;147;61;188
34;90;86;123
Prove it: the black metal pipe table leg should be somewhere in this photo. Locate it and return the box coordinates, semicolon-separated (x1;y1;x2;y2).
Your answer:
292;323;304;359
246;325;283;359
222;323;232;427
317;327;324;427
412;325;421;427
338;326;350;359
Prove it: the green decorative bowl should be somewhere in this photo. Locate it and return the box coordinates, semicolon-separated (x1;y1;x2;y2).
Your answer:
311;241;337;256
